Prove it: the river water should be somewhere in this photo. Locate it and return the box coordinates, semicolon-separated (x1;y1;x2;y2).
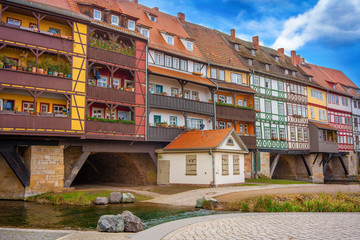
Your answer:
0;200;221;230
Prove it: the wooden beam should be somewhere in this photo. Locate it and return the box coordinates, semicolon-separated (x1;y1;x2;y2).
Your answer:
301;154;312;176
270;153;281;178
312;152;319;165
0;151;30;187
338;156;349;176
323;153;333;174
64;151;91;188
149;151;157;168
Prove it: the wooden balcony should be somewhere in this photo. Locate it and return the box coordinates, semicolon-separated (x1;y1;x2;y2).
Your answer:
87;85;135;104
0;25;73;52
86;120;135;134
0;69;72;92
216;104;255;122
149;94;214;116
239;134;257;149
88;46;136;68
147;126;184;142
0;112;71;131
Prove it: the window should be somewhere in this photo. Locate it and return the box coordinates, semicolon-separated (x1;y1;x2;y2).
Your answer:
302;107;306;117
184;90;190;99
226;96;233;105
165;55;172;67
49;28;60;34
278;103;284;115
288;105;292;115
154;52;162;65
231;73;242;84
40;103;49;113
22;102;34;112
297;129;303;140
141;28;149;38
211;68;217;79
219;70;225;81
149;15;157;22
94;9;101;21
332;94;335;103
336;96;339;104
189;118;203;129
318;109;322;120
253;75;260;86
97;77;107;87
328;94;331;103
271;128;277;139
92;107;103;118
194;63;201;73
234;44;239;50
149;84;155;94
342;97;345;106
335;116;338;123
219;95;225;103
322;110;326;121
173;58;179;69
155;85;163;94
248;59;253;65
226;138;234;146
280;129;285;140
255;99;260;111
244;98;248;107
169;116;177;126
128;20;135;31
292;71;296;77
233;155;240;175
166;35;174;45
278;82;284;91
238;99;243;107
285;69;289;75
275;56;279;61
222;155;229;175
264;128;270;139
265;64;270;71
2;100;14;111
251;49;256;56
218;121;225;129
227;122;233;128
265;79;270;88
293;105;297;116
244;124;248;134
154;115;161;124
111;15;119;25
239;123;243;133
256;127;261;138
118;111;131;121
7;18;21;26
291;128;295;140
265;101;271;113
310;107;315;119
186;155;197;175
304;129;308;141
113;79;120;88
192;91;199;100
180;60;187;71
171;87;179;97
298;106;302;116
186;41;193;51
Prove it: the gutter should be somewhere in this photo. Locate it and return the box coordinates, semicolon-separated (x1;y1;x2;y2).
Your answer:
204;60;219;130
145;38;149;141
209;148;215;187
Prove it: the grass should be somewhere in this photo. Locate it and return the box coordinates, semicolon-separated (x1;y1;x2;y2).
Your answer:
246;178;311;185
222;193;360;212
148;185;207;195
26;190;152;206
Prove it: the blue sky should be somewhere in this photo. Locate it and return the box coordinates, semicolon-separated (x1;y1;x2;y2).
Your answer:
140;0;360;87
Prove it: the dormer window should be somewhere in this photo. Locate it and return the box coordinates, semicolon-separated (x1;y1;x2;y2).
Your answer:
285;69;289;75
251;49;256;56
166;35;174;46
275;56;279;61
149;15;156;22
248;59;253;65
227;138;234;146
128;20;135;31
265;64;270;71
111;15;119;26
194;63;201;73
333;84;336;89
186;41;193;51
292;71;296;77
309;76;312;81
235;44;239;50
141;28;149;38
94;9;101;21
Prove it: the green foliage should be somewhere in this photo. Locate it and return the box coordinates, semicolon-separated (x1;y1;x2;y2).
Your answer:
27;59;36;69
42;58;54;71
87;115;135;124
245;178;310;184
89;32;135;57
215;101;254;110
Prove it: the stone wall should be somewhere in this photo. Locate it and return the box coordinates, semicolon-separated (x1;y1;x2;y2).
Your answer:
0;154;25;199
272;154;311;180
244;152;252;179
259;152;270;178
64;146;83;178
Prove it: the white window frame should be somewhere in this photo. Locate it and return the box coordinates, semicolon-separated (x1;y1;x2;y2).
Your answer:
180;60;187;71
165;55;172;67
154;52;162;65
92;107;104;118
231;73;242;84
94;9;101;21
141;28;149;38
97;77;108;87
166;35;174;45
226;96;233;105
111;15;119;26
219;70;225;81
173;58;179;69
186;41;193;51
211;68;217;79
310;107;315;119
128;20;135;31
194;63;201;73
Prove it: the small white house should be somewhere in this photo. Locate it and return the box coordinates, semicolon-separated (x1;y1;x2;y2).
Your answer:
156;128;249;186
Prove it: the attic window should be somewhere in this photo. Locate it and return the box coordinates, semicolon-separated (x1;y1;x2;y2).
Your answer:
186;41;193;51
235;44;239;50
292;71;296;77
94;9;101;21
226;138;234;146
265;64;270;71
111;15;119;26
248;59;253;65
275;56;279;61
128;20;135;31
166;35;174;46
344;86;350;92
141;28;149;38
285;69;289;75
309;76;312;81
251;49;256;56
147;14;157;22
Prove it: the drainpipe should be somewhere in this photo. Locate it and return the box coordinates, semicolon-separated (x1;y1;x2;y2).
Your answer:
209;148;215;187
145;40;149;141
250;69;257;178
205;61;218;130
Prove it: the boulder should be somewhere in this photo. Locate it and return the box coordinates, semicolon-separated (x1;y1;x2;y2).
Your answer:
109;192;122;204
94;197;109;205
97;214;125;232
122;210;145;232
121;192;135;203
208;198;218;208
195;196;206;208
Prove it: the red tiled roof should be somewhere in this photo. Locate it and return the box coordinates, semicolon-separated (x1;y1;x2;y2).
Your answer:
148;65;216;87
164;128;233;150
309;120;337;131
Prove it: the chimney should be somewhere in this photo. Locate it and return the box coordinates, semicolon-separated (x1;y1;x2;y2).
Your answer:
252;36;259;51
153;7;159;11
277;48;285;61
291;50;297;66
129;0;138;3
231;29;235;42
296;55;301;65
177;12;185;24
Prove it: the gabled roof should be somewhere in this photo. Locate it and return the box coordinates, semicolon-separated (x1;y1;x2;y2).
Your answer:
163;128;248;151
309;120;337;131
182;22;249;72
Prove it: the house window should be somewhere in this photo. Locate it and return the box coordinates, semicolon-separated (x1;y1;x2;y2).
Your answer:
265;64;270;71
180;60;187;71
292;71;296;77
251;49;256;56
141;28;149;38
298;106;302;116
233;155;240;175
318;109;322;120
97;77;107;87
238;99;243;107
275;56;279;61
149;84;155;94
173;58;179;69
218;121;225;129
155;85;163;94
189;118;203;129
49;28;60;34
244;124;248;134
280;129;285;140
335;96;339;104
186;41;193;51
244;98;247;107
231;73;242;84
154;52;162;65
278;82;284;91
234;44;239;50
271;128;277;139
285;69;289;75
165;55;172;67
128;20;135;31
328;94;331;103
111;15;119;25
92;107;104;118
297;129;303;140
322;110;326;121
264;128;270;139
226;138;234;146
211;68;217;79
302;107;306;117
255;99;260;111
219;95;225;103
288;105;293;115
2;100;14;111
192;91;199;100
222;155;229;175
256;127;261;138
310;107;315;119
293;105;297;115
265;79;270;88
304;129;308;141
154;115;161;124
171;87;179;97
7;18;21;26
184;90;190;99
22;101;34;112
248;59;253;65
113;79;120;88
290;127;295;140
118;111;131;121
148;15;157;22
40;103;49;113
169;116;177;126
227;122;233;128
94;9;101;21
265;101;271;113
253;75;260;86
194;63;201;73
186;155;197;175
226;96;233;105
278;103;284;115
166;35;174;45
239;123;243;133
219;70;225;81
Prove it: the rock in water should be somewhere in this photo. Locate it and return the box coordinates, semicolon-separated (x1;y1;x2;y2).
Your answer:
122;210;145;232
208;198;218;208
97;214;125;232
109;192;122;204
121;192;135;203
195;197;206;208
94;197;109;205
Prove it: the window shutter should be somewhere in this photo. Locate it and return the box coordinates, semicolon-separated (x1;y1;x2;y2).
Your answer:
186;155;197;175
222;155;229;175
233;155;240;175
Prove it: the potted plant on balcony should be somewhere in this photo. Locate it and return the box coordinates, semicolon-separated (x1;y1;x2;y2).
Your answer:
52;65;58;76
64;62;71;78
43;58;53;75
161;92;167;96
9;59;17;71
272;137;278;141
0;54;6;69
37;62;44;74
208;99;213;103
26;59;35;73
280;138;286;141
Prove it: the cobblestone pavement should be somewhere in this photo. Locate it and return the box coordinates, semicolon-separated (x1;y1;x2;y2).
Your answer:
0;228;72;240
161;213;360;240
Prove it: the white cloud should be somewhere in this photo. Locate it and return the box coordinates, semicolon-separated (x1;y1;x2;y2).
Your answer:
272;0;360;51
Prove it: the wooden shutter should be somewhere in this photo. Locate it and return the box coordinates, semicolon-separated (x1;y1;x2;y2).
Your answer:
233;155;240;175
186;155;197;175
222;155;229;175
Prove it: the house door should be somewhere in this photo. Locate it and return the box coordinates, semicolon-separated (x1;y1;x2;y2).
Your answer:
157;160;170;185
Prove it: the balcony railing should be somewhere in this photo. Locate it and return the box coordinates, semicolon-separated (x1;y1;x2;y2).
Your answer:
86;120;135;134
318;141;339;153
216;104;255;122
0;25;73;52
0;112;71;130
87;85;135;104
0;69;72;92
88;46;136;68
239;134;257;149
147;126;184;142
149;94;214;116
